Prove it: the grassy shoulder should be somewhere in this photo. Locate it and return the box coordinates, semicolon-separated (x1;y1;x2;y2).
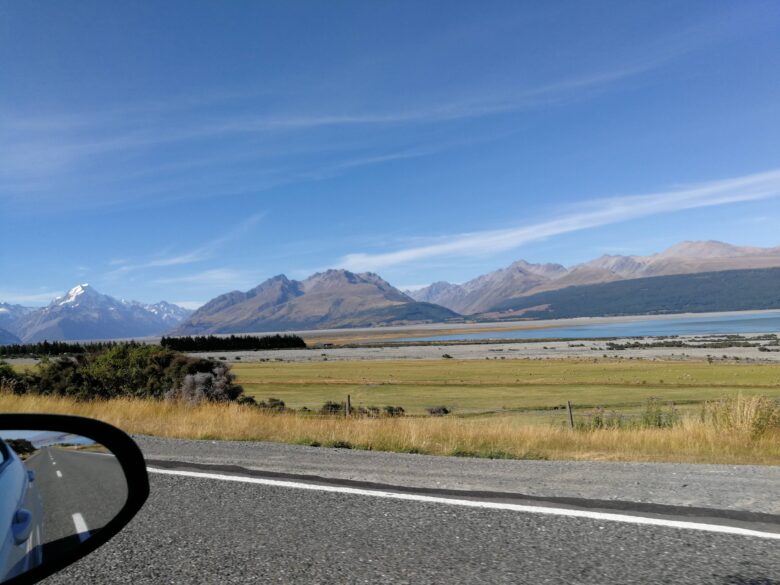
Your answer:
1;392;777;465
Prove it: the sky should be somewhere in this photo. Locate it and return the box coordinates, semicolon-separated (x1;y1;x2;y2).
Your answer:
1;0;779;309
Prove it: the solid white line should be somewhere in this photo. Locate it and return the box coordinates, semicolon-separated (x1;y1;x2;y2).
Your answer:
56;470;62;478
146;467;780;540
72;513;90;543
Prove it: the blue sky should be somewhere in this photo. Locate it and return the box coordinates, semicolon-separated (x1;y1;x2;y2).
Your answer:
1;1;779;308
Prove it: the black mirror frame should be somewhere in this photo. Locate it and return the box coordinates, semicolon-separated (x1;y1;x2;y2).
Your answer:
0;414;149;585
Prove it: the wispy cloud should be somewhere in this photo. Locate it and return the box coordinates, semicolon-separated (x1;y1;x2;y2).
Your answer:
0;290;62;305
171;300;206;310
153;269;253;288
104;213;265;278
339;168;780;272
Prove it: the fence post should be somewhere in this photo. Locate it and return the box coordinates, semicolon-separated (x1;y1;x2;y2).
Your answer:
346;394;351;418
566;400;574;429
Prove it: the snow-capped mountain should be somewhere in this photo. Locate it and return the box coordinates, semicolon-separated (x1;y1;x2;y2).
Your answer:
130;300;193;325
8;284;192;343
0;302;34;330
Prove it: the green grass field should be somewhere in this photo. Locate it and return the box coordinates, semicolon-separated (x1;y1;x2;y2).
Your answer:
234;358;780;423
7;359;779;463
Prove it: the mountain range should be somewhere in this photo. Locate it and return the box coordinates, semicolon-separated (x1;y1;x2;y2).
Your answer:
3;240;780;343
408;241;780;314
171;270;457;335
3;285;192;343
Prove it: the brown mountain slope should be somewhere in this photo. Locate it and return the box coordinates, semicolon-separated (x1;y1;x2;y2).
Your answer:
410;240;780;315
172;269;458;334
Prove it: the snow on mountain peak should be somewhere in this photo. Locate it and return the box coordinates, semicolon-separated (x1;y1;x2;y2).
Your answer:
57;283;96;306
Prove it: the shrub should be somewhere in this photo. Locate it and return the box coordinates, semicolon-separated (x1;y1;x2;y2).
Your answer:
576;407;626;430
383;405;405;417
257;397;286;411
164;365;243;404
5;438;35;456
426;406;451;416
701;395;780;439
640;397;679;428
320;401;344;415
15;344;246;404
329;441;352;449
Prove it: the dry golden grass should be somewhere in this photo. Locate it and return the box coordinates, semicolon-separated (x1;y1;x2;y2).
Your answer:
1;392;778;465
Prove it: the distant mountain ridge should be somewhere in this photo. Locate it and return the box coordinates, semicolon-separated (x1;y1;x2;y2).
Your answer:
4;240;780;343
485;267;780;319
408;240;780;314
172;269;458;335
0;327;20;344
5;284;192;343
0;303;34;330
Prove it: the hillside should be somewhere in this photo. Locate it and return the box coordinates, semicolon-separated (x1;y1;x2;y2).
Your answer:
172;269;460;335
0;327;21;345
484;267;780;319
410;240;780;314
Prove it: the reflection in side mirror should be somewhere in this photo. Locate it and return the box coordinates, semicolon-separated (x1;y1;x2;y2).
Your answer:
0;416;148;585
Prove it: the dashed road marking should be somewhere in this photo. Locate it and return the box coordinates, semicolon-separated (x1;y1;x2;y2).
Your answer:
72;513;90;542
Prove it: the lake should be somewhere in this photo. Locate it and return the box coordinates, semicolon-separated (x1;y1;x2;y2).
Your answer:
402;311;780;342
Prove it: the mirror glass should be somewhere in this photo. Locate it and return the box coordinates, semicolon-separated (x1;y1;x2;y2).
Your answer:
0;430;128;583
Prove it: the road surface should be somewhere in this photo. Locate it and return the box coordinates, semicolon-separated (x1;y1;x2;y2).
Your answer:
39;437;780;584
24;447;127;561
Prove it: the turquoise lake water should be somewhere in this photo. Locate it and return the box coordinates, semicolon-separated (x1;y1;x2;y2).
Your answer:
403;312;780;342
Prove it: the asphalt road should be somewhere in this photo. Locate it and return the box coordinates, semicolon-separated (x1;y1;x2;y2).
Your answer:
35;437;780;584
24;447;127;558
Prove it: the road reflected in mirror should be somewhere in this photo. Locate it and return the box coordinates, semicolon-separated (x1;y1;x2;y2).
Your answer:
0;430;128;583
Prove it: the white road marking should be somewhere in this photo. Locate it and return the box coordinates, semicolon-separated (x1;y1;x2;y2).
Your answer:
56;470;63;478
72;513;90;542
147;467;780;541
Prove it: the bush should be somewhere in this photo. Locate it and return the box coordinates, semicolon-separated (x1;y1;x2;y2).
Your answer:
0;362;30;395
320;401;344;415
640;397;679;428
353;406;381;418
426;406;451;416
383;405;405;417
13;344;246;404
5;438;35;456
701;395;780;439
164;365;243;404
576;407;627;430
257;397;286;411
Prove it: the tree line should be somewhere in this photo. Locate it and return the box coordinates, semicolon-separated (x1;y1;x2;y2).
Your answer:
160;334;306;352
0;340;135;358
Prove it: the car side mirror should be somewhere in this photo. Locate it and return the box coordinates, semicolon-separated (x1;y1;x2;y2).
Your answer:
0;414;149;585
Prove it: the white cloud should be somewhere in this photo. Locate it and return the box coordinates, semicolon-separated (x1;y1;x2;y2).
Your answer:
396;283;432;292
153;269;252;287
104;212;265;278
339;168;780;272
171;300;205;310
0;290;61;305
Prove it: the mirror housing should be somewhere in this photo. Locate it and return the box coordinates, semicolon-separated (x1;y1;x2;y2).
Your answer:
0;414;149;585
